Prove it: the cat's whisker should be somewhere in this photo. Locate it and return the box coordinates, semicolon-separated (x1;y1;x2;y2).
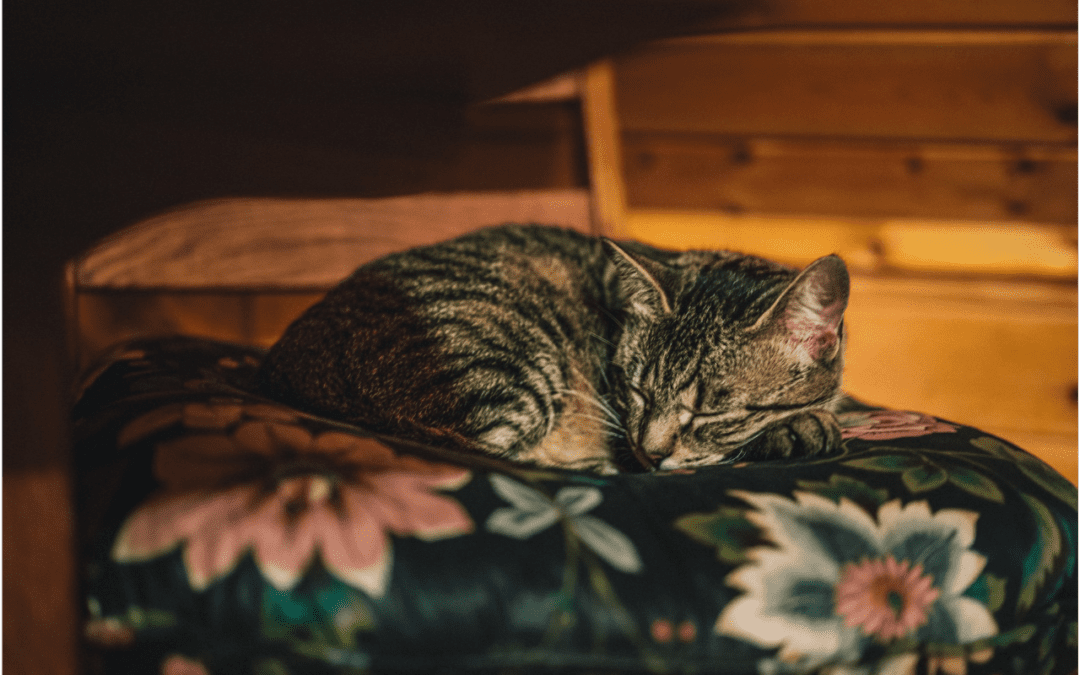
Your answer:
568;369;622;421
587;330;617;349
598;402;622;425
558;387;622;425
592;302;626;332
561;395;622;425
563;413;625;434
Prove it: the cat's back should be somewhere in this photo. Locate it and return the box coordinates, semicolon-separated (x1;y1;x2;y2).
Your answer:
258;224;611;449
367;223;605;303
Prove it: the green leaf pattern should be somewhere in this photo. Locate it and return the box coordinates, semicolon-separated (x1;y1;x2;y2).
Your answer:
971;436;1077;510
1017;493;1066;615
842;448;1006;502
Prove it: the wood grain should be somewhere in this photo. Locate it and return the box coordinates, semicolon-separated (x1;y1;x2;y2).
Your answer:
843;274;1077;483
623;210;1078;278
615;38;1076;143
622;134;1077;224
73;190;592;289
69;191;594;367
443;102;590;192
582;61;630;236
3;469;78;675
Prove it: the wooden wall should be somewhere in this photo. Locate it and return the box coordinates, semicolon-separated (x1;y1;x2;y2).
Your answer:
618;33;1075;227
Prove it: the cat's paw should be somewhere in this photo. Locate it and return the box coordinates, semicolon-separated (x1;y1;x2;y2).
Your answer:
740;409;841;460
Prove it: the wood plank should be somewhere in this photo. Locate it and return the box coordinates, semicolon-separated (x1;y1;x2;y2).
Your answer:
72;190;592;289
878;221;1079;275
623;209;1078;278
3;469;79;675
842;275;1077;481
252;293;327;347
75;292;254;369
615;38;1077;143
582;61;630;236
622;133;1077;224
74;290;329;369
436;102;589;193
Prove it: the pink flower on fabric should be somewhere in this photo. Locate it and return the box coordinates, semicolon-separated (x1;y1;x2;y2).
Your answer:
112;412;473;597
834;555;940;641
160;654;212;675
84;617;136;648
839;410;958;441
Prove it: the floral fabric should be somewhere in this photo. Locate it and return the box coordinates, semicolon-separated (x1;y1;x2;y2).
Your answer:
73;337;1078;675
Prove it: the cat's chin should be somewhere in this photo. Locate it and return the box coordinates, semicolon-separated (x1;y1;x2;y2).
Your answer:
625;444;739;471
657;457;697;471
656;457;681;471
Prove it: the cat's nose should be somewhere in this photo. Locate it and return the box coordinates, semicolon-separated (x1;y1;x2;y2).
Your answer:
640;416;678;461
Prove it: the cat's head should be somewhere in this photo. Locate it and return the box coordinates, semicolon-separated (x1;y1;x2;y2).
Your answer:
603;241;849;470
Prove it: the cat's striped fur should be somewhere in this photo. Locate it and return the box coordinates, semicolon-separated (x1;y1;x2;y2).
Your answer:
258;224;849;473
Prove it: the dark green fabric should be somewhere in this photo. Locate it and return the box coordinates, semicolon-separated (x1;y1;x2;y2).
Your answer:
74;337;1077;675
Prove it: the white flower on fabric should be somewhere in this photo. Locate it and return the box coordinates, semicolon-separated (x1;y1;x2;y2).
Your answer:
485;474;643;574
717;491;998;673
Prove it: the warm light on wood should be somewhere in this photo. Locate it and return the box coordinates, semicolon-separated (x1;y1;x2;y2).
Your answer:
73;191;592;289
879;222;1078;275
624;209;1078;278
844;275;1077;484
582;61;629;237
66;191;593;370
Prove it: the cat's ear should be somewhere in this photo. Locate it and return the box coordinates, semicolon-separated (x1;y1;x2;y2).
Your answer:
602;239;673;319
754;254;849;362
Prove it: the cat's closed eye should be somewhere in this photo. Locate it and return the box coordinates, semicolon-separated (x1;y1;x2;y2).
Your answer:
627;383;651;408
688;411;729;425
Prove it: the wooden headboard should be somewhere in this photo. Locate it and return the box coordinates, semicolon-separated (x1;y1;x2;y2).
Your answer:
66;189;594;369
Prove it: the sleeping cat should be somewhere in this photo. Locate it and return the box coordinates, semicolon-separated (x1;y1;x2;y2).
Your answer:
258;224;849;474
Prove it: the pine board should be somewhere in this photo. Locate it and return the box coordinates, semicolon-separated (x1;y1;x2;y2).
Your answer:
843;275;1077;482
615;38;1076;143
622;134;1077;224
72;190;593;289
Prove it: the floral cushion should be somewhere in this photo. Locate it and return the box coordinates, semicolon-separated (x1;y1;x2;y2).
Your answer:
73;337;1078;675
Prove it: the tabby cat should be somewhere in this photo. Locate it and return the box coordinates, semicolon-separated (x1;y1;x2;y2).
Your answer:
258;224;850;474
